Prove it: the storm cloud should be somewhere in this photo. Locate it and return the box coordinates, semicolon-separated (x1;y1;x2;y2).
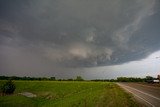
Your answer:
0;0;160;78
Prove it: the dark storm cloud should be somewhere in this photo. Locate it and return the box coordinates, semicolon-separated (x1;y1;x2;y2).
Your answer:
0;0;160;73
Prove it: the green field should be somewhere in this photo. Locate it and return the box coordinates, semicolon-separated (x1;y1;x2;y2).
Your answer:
0;81;141;107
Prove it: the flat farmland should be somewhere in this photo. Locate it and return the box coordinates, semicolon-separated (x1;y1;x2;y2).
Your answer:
0;81;142;107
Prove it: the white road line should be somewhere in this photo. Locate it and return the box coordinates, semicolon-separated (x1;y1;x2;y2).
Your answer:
121;85;155;107
120;84;160;101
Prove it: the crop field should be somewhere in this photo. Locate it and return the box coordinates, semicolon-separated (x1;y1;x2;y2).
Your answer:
0;81;141;107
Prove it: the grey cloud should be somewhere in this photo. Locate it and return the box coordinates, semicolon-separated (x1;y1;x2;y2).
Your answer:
0;0;160;74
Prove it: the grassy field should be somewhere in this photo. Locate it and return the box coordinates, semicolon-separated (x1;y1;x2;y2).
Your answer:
0;81;141;107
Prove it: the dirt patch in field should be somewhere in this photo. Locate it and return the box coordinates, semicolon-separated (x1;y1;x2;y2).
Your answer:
19;92;37;98
39;92;58;100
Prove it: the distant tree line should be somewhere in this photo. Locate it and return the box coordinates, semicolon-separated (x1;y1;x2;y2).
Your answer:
116;77;145;82
0;76;84;81
91;76;159;82
0;75;158;82
91;79;116;82
0;76;56;81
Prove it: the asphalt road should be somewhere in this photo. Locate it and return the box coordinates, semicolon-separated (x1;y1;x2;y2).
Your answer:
117;83;160;107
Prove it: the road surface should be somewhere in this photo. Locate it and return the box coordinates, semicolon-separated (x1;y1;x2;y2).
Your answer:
117;83;160;107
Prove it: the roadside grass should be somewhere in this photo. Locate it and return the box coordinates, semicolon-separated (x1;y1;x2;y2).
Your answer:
97;83;139;107
0;81;141;107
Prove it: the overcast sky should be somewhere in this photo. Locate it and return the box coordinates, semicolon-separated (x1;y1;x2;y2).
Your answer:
0;0;160;79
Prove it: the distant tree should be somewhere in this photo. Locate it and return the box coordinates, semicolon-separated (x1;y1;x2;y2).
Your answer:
0;76;9;80
145;76;154;83
75;76;84;81
41;77;48;81
145;76;154;80
67;79;73;81
158;75;160;80
1;80;16;94
38;77;42;81
110;79;116;82
50;77;56;81
116;77;145;82
58;79;62;81
117;77;128;82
